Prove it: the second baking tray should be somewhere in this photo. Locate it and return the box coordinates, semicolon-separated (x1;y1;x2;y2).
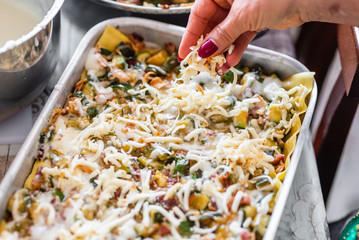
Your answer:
0;17;317;239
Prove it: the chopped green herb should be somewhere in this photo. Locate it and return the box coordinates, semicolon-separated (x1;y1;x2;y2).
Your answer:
116;42;135;58
145;64;166;77
47;130;55;142
136;51;151;62
53;189;65;202
222;70;234;83
112;55;126;69
264;150;275;156
179;221;192;235
110;82;133;91
143;148;154;158
256;75;264;83
73;91;86;100
174;158;189;176
100;47;112;56
39;133;46;144
87;74;95;82
87;107;99;118
162;53;179;73
153;212;164;223
255;178;270;188
48;175;54;188
192;169;203;180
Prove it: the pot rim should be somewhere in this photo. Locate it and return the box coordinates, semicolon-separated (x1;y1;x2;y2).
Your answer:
0;0;64;55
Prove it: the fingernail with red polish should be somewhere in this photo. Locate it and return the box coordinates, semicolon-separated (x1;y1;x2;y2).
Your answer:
177;55;183;62
198;39;218;58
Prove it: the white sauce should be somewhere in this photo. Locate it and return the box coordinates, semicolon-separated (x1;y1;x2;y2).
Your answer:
0;0;41;47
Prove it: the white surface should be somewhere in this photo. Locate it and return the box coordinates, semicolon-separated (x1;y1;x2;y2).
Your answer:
327;107;359;222
0;106;32;144
315;47;359;223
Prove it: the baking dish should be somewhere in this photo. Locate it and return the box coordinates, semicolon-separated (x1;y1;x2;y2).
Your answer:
91;0;191;14
0;17;317;239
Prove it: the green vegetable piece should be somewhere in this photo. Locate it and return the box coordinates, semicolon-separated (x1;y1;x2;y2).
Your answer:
192;169;203;180
222;70;234;83
110;81;133;91
243;205;257;218
120;166;131;174
116;42;135;58
39;133;46;144
269;105;282;123
100;47;112;56
162;53;180;73
251;66;265;83
112;55;126;69
255;178;270;188
256;76;264;83
264;150;275;156
87;107;99;118
137;156;147;167
47;130;55;142
87;74;95;82
233;110;248;129
90;177;98;188
145;64;166;77
53;189;65;202
153;212;164;223
143;148;154;158
73;91;86;100
179;221;192;235
136;51;151;62
174;158;189;176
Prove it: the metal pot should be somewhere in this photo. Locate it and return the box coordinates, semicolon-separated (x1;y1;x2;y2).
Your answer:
0;0;64;119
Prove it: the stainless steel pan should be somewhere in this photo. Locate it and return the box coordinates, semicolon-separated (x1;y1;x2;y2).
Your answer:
0;17;317;240
91;0;191;14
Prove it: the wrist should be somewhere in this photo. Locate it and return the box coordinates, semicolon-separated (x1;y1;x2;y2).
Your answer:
296;0;359;26
295;0;315;23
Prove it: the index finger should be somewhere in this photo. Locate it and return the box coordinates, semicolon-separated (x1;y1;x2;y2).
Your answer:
178;0;221;59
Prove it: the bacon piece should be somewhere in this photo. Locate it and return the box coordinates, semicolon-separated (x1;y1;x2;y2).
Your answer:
159;223;171;237
240;231;255;240
208;198;218;211
240;195;251;206
272;154;285;165
217;172;231;189
156;195;179;210
129;33;145;53
272;154;286;173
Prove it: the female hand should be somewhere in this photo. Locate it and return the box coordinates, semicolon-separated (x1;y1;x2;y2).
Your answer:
178;0;307;72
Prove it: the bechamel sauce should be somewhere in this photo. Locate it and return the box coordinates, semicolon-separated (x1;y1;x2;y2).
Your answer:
0;0;41;47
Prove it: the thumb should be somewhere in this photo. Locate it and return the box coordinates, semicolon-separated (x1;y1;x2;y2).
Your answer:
198;12;245;58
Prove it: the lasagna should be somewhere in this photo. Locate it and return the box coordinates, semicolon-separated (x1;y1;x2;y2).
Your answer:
0;25;313;240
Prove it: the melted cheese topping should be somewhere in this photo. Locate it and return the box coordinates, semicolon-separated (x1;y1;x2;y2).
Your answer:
0;36;311;240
